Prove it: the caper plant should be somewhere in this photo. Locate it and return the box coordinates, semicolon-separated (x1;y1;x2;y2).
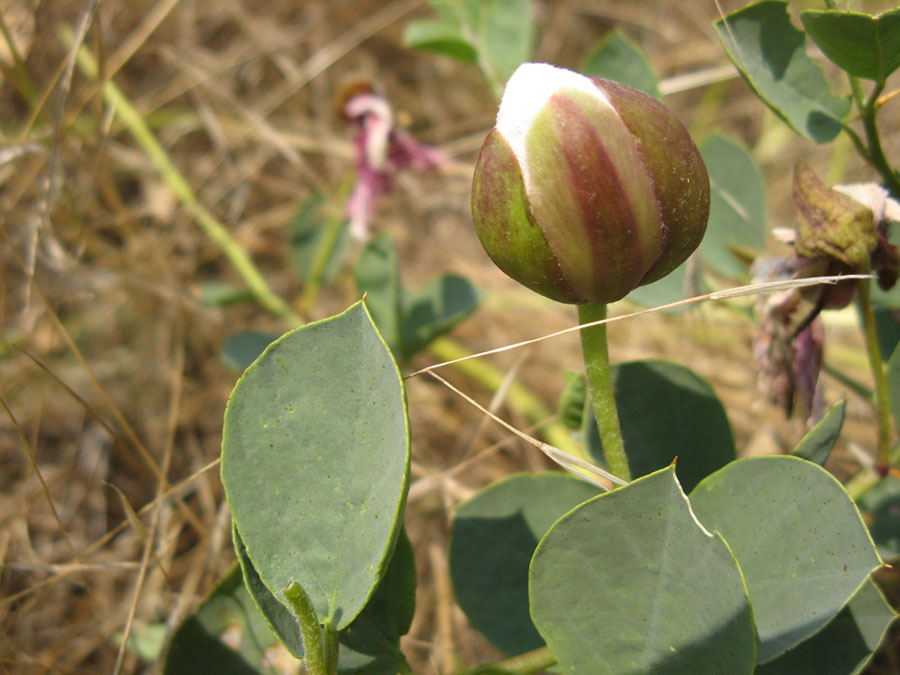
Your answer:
164;2;900;674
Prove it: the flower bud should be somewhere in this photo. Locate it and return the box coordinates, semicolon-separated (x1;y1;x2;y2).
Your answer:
471;63;710;304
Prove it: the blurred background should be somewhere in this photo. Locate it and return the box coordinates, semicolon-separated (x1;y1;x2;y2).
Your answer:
1;0;898;672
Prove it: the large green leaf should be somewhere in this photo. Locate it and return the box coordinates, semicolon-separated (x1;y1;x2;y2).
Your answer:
698;133;767;280
755;578;896;675
221;301;410;630
690;456;882;663
164;564;288;675
801;8;900;82
579;29;660;99
792;397;846;466
529;466;755;673
714;1;851;143
399;273;481;362
585;360;736;493
449;473;601;656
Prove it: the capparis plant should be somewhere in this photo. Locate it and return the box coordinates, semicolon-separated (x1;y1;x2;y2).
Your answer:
163;2;900;674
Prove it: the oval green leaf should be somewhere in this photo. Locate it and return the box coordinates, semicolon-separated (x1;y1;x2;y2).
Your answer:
480;0;535;81
579;29;660;99
792;397;846;466
449;472;601;656
801;8;900;82
585;359;736;493
714;1;851;143
400;272;482;362
530;466;755;674
221;301;410;630
699;133;767;280
855;475;900;560
755;578;896;675
690;456;882;663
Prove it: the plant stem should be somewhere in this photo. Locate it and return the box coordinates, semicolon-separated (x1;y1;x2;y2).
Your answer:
577;303;630;482
454;645;557;674
64;27;302;325
284;581;333;675
857;277;893;475
859;81;900;199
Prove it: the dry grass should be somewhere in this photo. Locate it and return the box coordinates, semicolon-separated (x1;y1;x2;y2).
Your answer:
2;0;900;673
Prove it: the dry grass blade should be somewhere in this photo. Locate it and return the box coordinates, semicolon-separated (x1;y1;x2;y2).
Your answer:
407;275;874;379
426;371;623;490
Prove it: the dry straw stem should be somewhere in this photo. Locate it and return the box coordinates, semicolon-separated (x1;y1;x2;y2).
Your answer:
408;275;875;379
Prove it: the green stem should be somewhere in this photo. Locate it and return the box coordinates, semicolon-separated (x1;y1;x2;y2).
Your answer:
859;81;900;199
577;303;630;482
453;646;557;674
284;581;334;675
63;27;302;325
857;277;892;475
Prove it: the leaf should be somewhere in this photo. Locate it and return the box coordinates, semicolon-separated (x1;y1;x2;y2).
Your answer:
174;529;417;675
556;371;587;431
449;473;601;656
337;527;416;674
221;301;410;630
290;192;351;284
479;0;535;81
690;456;882;663
354;234;403;353
579;29;660;99
585;360;736;493
221;331;279;371
698;133;767;280
399;273;481;362
714;1;851;143
855;475;900;560
234;526;305;658
164;564;289;675
755;578;896;675
801;8;900;82
887;341;900;429
402;18;478;63
200;282;254;308
792;397;846;466
626;258;690;308
529;466;755;674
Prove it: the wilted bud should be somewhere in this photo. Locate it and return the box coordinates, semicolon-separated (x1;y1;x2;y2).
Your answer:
471;63;710;304
791;161;900;306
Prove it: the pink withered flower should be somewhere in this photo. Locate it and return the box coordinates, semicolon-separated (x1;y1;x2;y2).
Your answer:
339;80;446;241
753;162;900;423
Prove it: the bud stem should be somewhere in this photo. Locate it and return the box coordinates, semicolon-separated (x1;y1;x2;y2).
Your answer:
578;303;631;482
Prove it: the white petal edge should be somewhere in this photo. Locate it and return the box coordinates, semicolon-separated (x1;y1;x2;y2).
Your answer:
834;182;900;224
495;63;614;188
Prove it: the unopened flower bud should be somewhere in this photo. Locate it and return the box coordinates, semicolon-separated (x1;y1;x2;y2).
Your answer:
471;63;710;304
